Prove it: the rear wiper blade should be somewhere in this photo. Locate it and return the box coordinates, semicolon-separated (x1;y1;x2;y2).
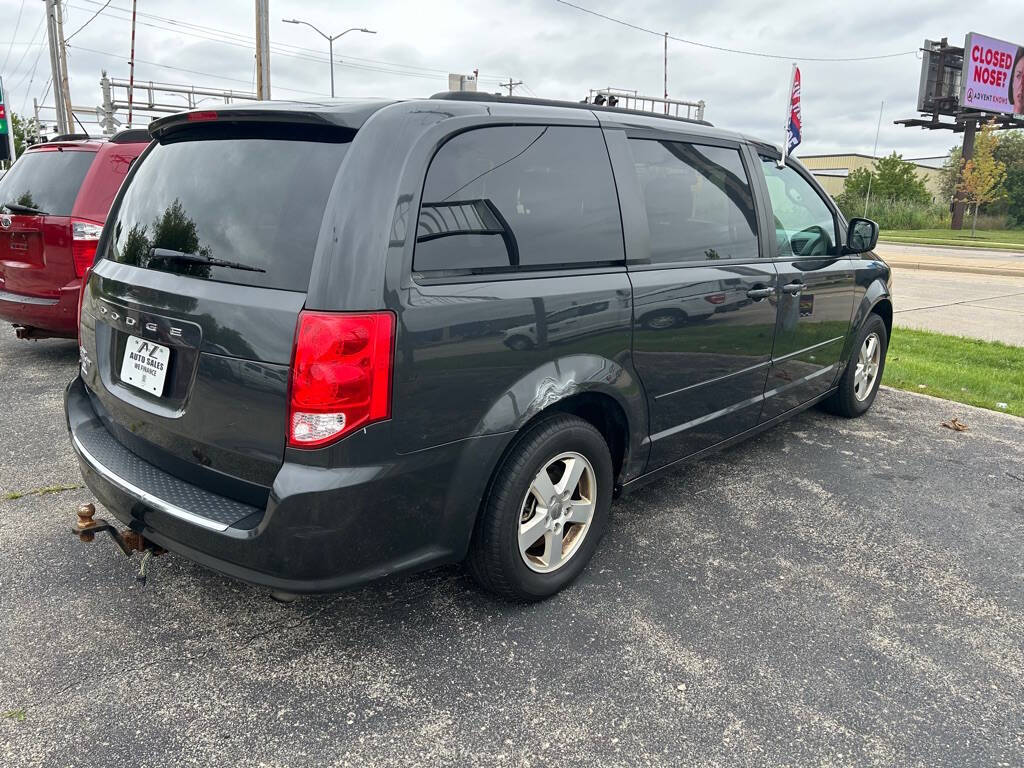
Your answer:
147;247;267;273
4;201;48;215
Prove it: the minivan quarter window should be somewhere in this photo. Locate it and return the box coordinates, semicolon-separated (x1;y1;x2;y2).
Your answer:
414;125;624;274
759;157;838;259
629;139;759;264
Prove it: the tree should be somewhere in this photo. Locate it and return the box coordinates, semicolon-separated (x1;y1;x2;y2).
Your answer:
11;113;29;158
869;152;932;204
938;145;961;205
836;152;931;216
954;122;1007;236
993;132;1024;225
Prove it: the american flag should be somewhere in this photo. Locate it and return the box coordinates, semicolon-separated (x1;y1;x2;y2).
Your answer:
786;66;802;156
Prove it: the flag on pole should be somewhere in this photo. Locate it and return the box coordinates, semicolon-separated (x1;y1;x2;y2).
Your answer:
784;65;802;160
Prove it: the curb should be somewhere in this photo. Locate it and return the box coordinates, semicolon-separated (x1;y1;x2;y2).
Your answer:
879;386;1022;422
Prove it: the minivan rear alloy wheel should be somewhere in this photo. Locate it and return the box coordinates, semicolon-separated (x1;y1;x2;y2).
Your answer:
467;414;613;601
517;451;597;573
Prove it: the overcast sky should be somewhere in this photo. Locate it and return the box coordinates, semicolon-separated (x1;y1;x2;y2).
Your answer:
0;0;1020;160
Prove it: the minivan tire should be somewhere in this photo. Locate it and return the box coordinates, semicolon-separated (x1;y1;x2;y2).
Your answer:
823;313;888;418
467;413;614;601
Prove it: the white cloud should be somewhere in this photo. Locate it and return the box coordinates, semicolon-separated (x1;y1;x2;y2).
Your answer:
0;0;1020;159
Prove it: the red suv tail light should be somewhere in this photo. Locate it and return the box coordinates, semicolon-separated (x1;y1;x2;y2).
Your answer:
71;219;103;278
76;265;91;344
288;311;395;448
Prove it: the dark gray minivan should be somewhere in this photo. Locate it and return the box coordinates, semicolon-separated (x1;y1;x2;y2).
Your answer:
66;94;892;600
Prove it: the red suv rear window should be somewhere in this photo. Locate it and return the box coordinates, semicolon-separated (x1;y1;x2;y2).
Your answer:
0;149;95;216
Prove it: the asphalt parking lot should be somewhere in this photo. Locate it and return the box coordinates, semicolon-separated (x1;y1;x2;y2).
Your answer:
1;333;1022;768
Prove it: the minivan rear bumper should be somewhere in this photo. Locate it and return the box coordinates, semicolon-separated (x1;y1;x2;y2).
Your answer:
65;375;508;592
0;281;80;337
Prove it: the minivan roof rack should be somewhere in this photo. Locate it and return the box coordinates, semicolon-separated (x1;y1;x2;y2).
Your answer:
47;133;92;142
428;91;713;127
110;128;152;144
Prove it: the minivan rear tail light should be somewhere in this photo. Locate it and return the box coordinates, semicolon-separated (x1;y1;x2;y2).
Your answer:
71;219;103;278
288;311;395;448
704;293;726;305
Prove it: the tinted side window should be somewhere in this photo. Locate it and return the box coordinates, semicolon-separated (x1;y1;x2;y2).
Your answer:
758;157;838;258
415;126;623;273
628;140;759;264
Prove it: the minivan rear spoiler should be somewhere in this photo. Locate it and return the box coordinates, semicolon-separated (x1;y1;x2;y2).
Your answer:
149;102;393;141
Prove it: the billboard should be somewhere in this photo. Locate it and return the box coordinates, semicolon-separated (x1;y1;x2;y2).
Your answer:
961;32;1024;114
916;39;963;114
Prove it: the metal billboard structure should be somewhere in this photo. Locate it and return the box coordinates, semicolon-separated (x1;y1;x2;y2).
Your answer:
896;35;1024;229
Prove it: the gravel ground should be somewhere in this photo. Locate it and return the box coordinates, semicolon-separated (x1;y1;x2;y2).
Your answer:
1;333;1022;768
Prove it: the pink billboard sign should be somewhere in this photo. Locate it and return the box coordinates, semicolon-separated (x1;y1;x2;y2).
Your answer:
961;32;1024;114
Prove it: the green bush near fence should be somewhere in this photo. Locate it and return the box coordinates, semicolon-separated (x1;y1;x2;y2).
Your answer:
835;197;951;230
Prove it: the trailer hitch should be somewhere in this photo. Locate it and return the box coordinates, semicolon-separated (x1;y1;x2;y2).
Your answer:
72;503;165;586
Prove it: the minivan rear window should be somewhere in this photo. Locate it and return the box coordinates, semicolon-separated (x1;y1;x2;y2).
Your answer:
105;128;349;291
0;149;95;216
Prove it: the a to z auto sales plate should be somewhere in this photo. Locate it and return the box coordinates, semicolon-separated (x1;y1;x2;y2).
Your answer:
120;335;170;396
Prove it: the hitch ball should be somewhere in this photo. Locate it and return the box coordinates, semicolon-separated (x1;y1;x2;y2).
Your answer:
76;503;98;542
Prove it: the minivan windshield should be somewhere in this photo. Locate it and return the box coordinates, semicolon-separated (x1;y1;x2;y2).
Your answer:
105;128;350;291
0;148;95;215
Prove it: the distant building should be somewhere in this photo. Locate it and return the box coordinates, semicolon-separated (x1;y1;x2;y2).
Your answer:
798;153;949;203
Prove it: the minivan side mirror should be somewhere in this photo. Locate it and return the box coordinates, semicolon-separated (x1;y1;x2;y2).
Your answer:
844;218;879;255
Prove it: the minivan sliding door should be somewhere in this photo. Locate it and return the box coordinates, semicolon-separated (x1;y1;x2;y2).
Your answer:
607;131;780;470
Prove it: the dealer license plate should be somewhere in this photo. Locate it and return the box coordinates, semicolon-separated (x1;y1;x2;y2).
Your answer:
120;335;170;396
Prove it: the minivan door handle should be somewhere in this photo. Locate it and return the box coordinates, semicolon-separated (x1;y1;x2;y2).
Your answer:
745;287;774;300
781;282;803;295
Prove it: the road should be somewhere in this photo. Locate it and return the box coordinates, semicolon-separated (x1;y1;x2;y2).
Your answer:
891;268;1024;345
1;333;1022;766
878;242;1024;261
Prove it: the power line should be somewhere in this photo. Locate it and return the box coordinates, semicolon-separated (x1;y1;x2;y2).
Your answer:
68;0;513;84
19;37;48;114
1;0;28;72
64;0;113;44
554;0;918;62
5;12;47;83
65;44;326;97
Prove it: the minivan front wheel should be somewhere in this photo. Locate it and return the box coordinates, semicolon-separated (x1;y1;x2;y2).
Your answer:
467;414;613;601
823;313;888;417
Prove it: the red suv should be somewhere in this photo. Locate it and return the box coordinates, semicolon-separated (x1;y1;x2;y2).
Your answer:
0;130;150;339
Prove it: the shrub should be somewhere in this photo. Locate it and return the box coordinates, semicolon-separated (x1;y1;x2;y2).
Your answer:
835;196;950;230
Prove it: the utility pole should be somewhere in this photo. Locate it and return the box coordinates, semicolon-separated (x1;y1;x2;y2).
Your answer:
128;0;138;126
99;71;117;135
663;32;668;114
502;78;522;96
54;0;73;133
254;0;272;100
44;0;71;134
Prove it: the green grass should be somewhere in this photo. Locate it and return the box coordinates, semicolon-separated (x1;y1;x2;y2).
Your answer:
2;483;83;501
883;328;1024;418
1;709;26;721
880;228;1024;251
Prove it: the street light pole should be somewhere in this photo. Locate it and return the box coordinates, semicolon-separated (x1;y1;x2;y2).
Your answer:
282;19;376;98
